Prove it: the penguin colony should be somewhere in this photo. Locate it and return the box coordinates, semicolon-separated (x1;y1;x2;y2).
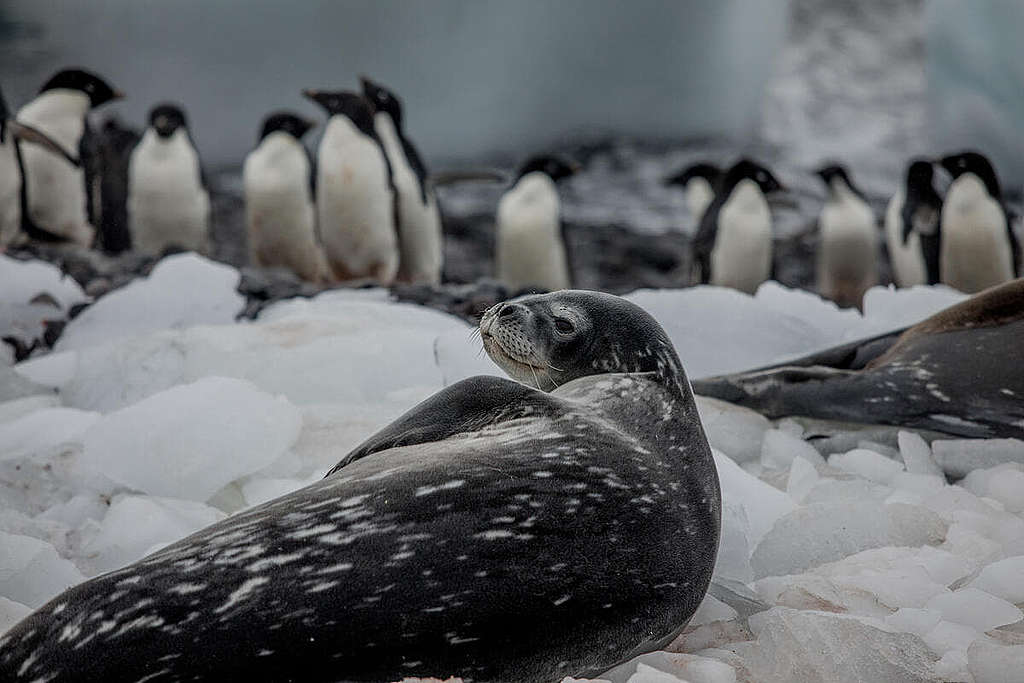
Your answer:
2;67;1022;305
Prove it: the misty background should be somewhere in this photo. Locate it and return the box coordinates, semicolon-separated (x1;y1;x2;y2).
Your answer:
2;0;1022;188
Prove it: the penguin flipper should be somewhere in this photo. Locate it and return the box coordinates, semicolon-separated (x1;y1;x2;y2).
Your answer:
1004;206;1021;276
691;207;718;286
399;133;429;204
6;120;80;166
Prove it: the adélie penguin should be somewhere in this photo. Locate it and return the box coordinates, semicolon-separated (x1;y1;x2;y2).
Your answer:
664;161;721;220
938;150;1019;293
884;159;942;287
0;84;81;248
16;68;121;246
691;158;785;294
127;103;211;256
243;112;328;282
495;154;578;292
814;164;877;309
361;76;442;285
304;89;398;284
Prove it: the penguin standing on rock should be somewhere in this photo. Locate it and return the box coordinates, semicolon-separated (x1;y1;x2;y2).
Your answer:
127;103;210;256
243;112;328;282
304;89;397;284
16;68;121;246
495;154;578;292
0;84;81;248
814;164;877;309
664;161;721;220
691;158;785;294
361;76;442;285
938;151;1018;293
884;159;942;287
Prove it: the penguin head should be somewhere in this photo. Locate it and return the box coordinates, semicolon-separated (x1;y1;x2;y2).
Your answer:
905;159;938;199
148;103;188;139
516;155;580;184
939;151;1001;199
814;163;865;199
259;112;315;142
303;89;375;136
39;68;122;109
724;158;785;195
360;76;403;126
664;162;721;189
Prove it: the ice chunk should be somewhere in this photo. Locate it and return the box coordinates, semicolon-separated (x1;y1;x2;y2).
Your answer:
898;431;943;477
932;649;971;683
925;588;1023;632
0;254;87;310
801;478;892;505
0;407;100;461
0;596;31;635
728;607;937;683
0;395;59;425
761;429;825;471
785;456;819;503
968;640;1024;683
689;593;738;627
80;494;226;575
932;439;1024;478
56;253;244;352
0;530;85;607
987;468;1024;513
12;350;78;390
626;664;687;683
968;556;1024;605
828;448;904;485
921;620;981;657
885;608;942;637
240;477;309;507
751;502;945;578
860;285;966;336
80;377;302;501
714;451;797;549
714;500;754;584
888;472;945;498
695;396;770;464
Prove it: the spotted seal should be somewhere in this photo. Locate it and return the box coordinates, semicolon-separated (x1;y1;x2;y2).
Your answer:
693;278;1024;439
0;290;720;683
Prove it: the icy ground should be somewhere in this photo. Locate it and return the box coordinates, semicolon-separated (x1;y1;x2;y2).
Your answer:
3;253;1024;682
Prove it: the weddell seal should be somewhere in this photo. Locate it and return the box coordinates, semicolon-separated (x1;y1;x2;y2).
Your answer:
692;278;1024;440
0;290;721;683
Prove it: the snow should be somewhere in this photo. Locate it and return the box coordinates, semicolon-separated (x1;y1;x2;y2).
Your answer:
0;254;87;312
3;255;1024;680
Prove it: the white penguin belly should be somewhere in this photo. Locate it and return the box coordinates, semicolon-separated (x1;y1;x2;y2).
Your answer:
244;134;325;282
496;173;570;292
128;129;209;256
817;194;877;307
0;141;21;246
884;190;927;287
16;91;93;246
940;176;1013;293
686;177;714;220
374;113;442;285
711;180;772;295
317;116;397;283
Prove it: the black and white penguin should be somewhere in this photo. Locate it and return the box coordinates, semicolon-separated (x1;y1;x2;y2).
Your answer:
814;164;877;309
884;159;942;287
938;151;1019;293
361;76;442;285
664;161;721;219
495;154;578;292
16;68;121;246
243;111;328;282
691;158;784;294
127;103;210;256
0;84;81;247
303;89;398;284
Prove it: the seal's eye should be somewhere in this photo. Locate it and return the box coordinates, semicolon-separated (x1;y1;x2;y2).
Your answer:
554;318;574;334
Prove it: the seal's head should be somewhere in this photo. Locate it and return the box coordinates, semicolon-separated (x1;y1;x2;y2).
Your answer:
480;290;686;393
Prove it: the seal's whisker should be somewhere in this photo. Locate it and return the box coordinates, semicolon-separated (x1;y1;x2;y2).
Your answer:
545;361;564;372
543;369;561;390
529;364;541;390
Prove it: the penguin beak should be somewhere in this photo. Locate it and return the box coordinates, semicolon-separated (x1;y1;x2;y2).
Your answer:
569;161;583;175
111;89;125;101
302;89;321;101
6;120;80;166
358;75;372;90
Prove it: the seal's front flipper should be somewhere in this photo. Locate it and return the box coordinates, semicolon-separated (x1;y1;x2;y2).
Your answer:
326;375;555;476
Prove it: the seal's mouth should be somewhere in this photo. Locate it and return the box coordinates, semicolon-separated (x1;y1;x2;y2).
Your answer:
480;330;546;374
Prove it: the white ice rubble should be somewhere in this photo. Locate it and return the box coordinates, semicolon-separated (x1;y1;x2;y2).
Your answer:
1;253;1021;682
